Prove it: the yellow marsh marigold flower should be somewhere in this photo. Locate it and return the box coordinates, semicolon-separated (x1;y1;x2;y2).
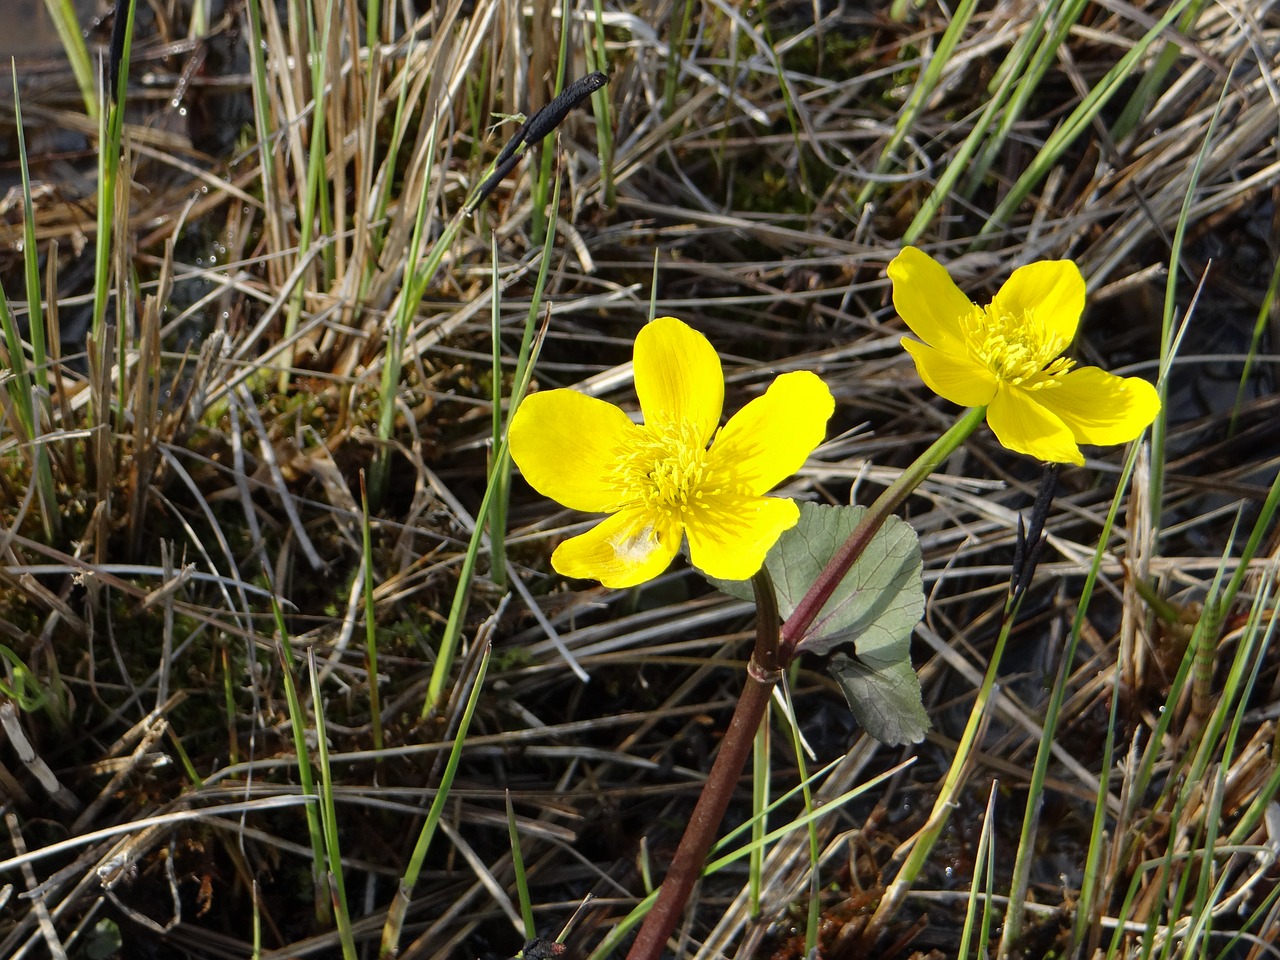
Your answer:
509;316;834;588
888;246;1160;466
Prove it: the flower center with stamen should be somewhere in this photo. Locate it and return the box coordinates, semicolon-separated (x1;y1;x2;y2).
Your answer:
614;420;723;521
961;305;1075;388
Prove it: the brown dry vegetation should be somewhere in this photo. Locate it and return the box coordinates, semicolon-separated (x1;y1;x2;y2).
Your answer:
1;1;1279;959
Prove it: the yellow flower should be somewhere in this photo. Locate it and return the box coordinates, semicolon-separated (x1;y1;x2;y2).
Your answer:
888;246;1160;466
509;316;834;588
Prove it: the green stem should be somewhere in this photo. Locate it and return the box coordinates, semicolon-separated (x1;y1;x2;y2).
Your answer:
779;406;986;660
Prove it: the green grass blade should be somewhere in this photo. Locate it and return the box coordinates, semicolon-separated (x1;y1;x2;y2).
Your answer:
382;644;491;958
360;477;384;753
41;0;96;119
506;790;536;937
270;594;330;925
423;179;560;713
307;649;358;960
979;0;1196;239
855;0;980;208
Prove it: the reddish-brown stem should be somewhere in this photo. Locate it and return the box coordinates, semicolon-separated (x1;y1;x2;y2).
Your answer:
624;575;781;960
623;671;774;960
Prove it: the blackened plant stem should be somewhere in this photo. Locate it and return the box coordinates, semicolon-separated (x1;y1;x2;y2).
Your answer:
467;72;609;212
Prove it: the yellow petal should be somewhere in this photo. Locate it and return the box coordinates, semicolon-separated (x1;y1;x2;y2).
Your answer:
550;509;682;588
991;260;1084;344
509;390;639;512
901;337;998;407
887;246;974;354
1035;367;1161;446
685;496;799;581
710;371;834;495
986;382;1084;465
634;316;724;443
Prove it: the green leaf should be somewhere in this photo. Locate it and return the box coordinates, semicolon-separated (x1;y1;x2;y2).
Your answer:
713;502;928;744
828;653;929;746
718;503;924;658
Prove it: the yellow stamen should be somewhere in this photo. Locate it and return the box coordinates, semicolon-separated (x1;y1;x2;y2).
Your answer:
960;305;1075;388
612;420;725;522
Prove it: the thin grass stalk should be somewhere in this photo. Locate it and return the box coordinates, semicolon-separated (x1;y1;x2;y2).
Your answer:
369;121;441;502
165;726;203;788
91;0;136;344
244;0;289;293
1070;653;1124;953
367;36;418;256
905;13;1041;242
270;597;331;925
277;0;335;391
219;645;239;766
1102;854;1169;959
251;880;262;960
997;443;1144;957
1109;0;1212;143
1220;885;1280;960
854;0;979;208
1098;545;1239;956
488;237;508;587
41;0;96;119
1151;82;1229;535
959;1;1070;200
1150;823;1201;960
748;714;768;918
1225;598;1280;852
11;81;51;408
752;7;814;213
1188;460;1280;735
419;343;542;710
662;0;695;119
360;477;384;753
530;0;574;245
509;197;561;399
862;594;1014;943
957;783;998;960
381;645;491;958
979;0;1196;238
490;177;565;588
1189;577;1277;803
1229;251;1280;435
779;683;820;953
1120;544;1234;826
111;210;135;421
422;182;560;712
1182;597;1279;956
0;97;56;537
306;649;358;960
585;0;615;206
506;791;536;937
0;288;38;439
365;0;381;51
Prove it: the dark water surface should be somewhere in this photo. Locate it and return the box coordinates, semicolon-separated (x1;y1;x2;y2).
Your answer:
1;0;100;58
